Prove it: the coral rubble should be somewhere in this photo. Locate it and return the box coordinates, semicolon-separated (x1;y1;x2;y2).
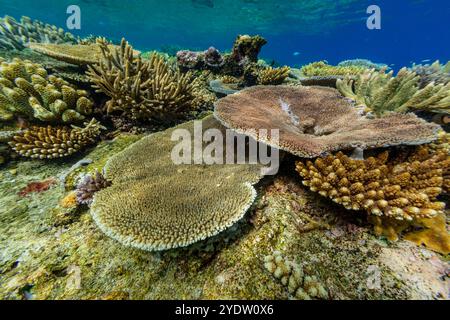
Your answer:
0;15;77;51
214;85;440;157
90;115;265;251
0;57;93;123
295;141;450;254
336;68;450;115
9;118;104;159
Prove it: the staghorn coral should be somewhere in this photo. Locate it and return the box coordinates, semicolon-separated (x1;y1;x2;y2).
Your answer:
263;251;328;300
257;66;291;85
295;142;450;254
0;15;77;51
28;42;141;66
0;58;93;123
300;61;366;77
9;118;105;159
90;115;266;251
87;38;205;122
75;171;111;206
336;68;450;115
411;60;450;88
214;85;440;158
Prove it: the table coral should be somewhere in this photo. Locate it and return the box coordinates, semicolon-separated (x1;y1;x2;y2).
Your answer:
9;118;105;159
295;141;450;254
90;115;266;251
336;68;450;115
0;15;77;51
0;58;93;123
300;61;366;77
411;60;450;88
87;38;208;122
214;85;440;158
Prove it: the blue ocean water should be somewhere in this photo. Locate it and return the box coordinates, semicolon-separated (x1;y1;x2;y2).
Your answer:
1;0;449;68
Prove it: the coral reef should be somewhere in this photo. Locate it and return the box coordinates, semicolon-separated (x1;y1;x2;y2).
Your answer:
257;66;290;85
0;58;93;123
75;171;111;206
0;15;77;51
28;42;140;66
230;34;267;64
338;59;389;71
87;38;207;122
336;68;450;115
90;115;265;251
9;118;105;159
264;251;329;300
295;142;450;254
176;47;224;70
214;85;440;158
411;60;450;88
300;61;366;77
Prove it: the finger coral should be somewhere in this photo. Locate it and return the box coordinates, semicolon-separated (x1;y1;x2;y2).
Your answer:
75;171;111;206
257;66;290;85
336;68;450;115
0;15;77;51
0;58;94;123
214;85;440;158
295;141;450;254
300;61;366;77
9;118;105;159
90;115;266;251
87;38;205;122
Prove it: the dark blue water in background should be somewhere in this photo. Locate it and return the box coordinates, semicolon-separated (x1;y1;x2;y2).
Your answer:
1;0;449;69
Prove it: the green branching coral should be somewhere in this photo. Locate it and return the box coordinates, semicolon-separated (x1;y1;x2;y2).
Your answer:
0;58;93;123
87;38;206;122
9;118;104;159
0;15;77;51
337;68;450;115
90;115;265;251
257;66;291;85
300;61;366;77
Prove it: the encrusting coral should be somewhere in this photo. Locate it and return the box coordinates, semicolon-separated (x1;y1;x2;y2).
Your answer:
295;137;450;254
9;118;105;159
75;170;111;206
264;251;329;300
336;68;450;115
214;85;440;158
0;15;77;51
28;41;141;66
300;61;366;77
87;38;209;122
90;115;266;251
0;57;93;123
257;66;291;85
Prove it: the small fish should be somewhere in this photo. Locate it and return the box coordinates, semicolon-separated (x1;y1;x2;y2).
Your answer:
421;59;431;63
293;51;301;57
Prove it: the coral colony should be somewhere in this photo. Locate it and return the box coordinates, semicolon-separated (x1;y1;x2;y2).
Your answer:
0;12;449;300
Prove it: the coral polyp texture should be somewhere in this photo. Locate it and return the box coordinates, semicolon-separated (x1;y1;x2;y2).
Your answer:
300;61;367;77
295;140;450;254
9;118;104;159
214;85;440;158
90;115;265;251
0;15;77;51
75;171;111;206
0;57;93;123
257;66;291;85
336;68;450;115
87;38;208;122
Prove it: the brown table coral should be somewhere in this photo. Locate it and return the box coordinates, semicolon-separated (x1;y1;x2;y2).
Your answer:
214;85;440;158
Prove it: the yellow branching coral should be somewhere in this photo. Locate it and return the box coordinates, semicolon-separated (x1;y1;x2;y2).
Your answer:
87;38;205;122
9;118;105;159
0;15;77;51
90;115;265;251
0;58;93;123
336;68;450;115
295;141;450;254
300;61;366;77
257;66;290;85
